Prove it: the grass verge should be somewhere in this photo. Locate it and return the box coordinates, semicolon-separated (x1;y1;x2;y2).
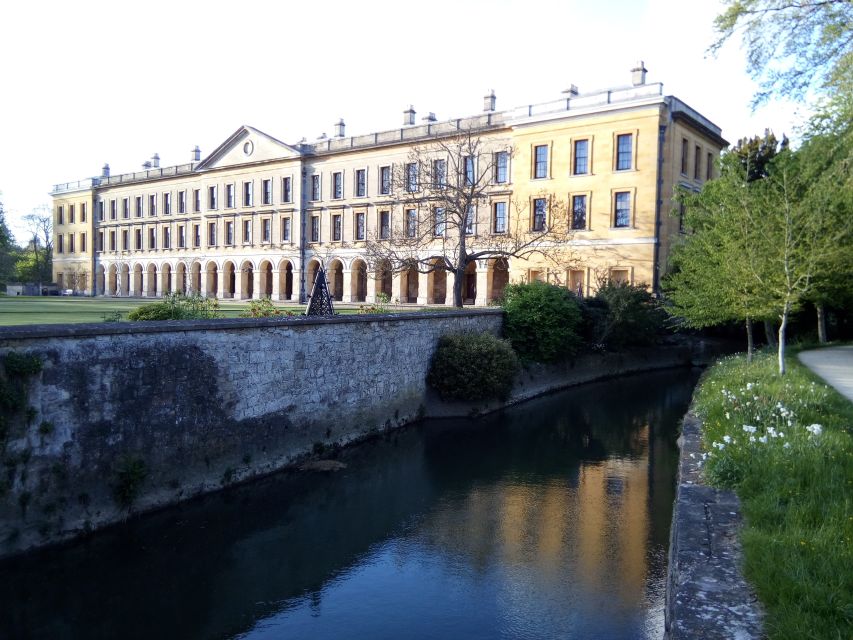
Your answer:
692;348;853;639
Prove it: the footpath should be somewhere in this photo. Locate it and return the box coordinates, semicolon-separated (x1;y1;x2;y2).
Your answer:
798;345;853;402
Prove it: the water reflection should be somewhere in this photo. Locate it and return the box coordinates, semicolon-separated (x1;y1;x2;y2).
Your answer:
0;368;697;640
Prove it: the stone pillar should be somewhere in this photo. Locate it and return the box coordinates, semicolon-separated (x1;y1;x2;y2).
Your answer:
475;263;489;306
252;269;262;300
291;269;302;302
272;270;281;300
234;269;244;300
141;271;149;298
341;270;353;303
366;274;377;303
442;276;455;306
417;271;429;305
169;270;177;295
391;271;403;304
217;268;226;299
200;270;209;298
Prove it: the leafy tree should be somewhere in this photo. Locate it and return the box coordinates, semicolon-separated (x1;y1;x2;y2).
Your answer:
501;281;582;363
17;209;52;288
585;280;665;350
0;198;18;290
711;0;853;106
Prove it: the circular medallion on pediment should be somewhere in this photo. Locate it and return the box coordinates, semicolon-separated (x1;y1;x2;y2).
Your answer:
243;140;254;156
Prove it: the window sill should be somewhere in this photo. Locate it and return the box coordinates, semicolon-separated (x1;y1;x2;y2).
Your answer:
610;226;634;230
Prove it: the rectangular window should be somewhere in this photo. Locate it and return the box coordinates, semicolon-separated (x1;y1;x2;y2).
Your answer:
242;219;251;243
69;234;75;253
69;205;75;224
122;198;129;219
311;175;321;201
379;166;391;194
193;189;201;212
694;145;702;180
80;232;86;252
616;134;633;170
494;151;508;183
406;208;417;237
163;192;171;215
57;206;64;225
81;203;87;222
569;270;585;296
135;229;142;250
163;227;171;249
534;144;548;178
332;214;342;241
433;159;447;188
573;139;589;175
681;138;689;175
379;210;390;239
310;215;320;242
706;152;713;180
98;200;105;221
98;232;104;252
208;185;218;209
532;198;547;231
208;222;217;246
433;208;446;237
406;163;418;192
178;225;186;248
149;194;156;216
282;217;291;242
463;155;475;186
571;195;587;230
225;221;234;245
355;169;366;197
193;224;200;248
121;230;128;251
493;201;507;233
135;196;143;217
464;205;474;235
110;231;116;251
333;172;343;199
614;192;631;227
282;177;292;203
148;228;155;250
355;212;366;240
610;268;629;284
243;181;253;207
110;200;117;220
262;179;272;205
262;218;271;243
226;184;235;208
178;190;186;214
58;234;64;253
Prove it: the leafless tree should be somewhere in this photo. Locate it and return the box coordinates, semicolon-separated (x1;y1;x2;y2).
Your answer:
365;128;575;307
22;207;53;291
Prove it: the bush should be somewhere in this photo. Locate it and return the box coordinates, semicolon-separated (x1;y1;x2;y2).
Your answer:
427;333;519;402
127;293;221;321
582;281;664;349
239;298;296;318
501;281;582;363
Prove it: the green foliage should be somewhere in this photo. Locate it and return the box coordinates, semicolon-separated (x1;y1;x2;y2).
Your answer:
127;293;221;321
583;281;664;350
427;332;519;402
112;455;148;509
239;298;295;318
693;350;853;638
101;311;123;322
501;281;582;363
0;199;17;290
357;292;391;315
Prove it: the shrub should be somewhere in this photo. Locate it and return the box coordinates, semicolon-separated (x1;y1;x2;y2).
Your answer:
127;293;221;321
501;281;582;363
582;281;664;349
357;292;391;315
112;455;148;509
239;298;296;318
427;333;519;402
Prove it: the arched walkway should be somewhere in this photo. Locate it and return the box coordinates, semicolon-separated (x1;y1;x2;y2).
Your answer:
132;264;143;297
96;265;105;296
206;262;218;298
259;260;273;298
306;259;321;297
463;262;477;305
428;259;447;304
403;264;419;303
161;263;172;295
490;258;509;301
120;264;130;297
351;259;367;302
146;263;158;297
328;259;344;301
107;265;117;296
190;261;202;295
374;259;392;299
223;261;236;298
278;260;294;301
239;260;254;300
175;263;187;294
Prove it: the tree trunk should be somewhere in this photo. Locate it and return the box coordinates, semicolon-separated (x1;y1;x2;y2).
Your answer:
816;303;827;344
452;265;465;308
778;306;789;375
764;319;777;347
746;317;754;364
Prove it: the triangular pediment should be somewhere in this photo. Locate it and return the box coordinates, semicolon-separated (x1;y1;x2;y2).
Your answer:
195;125;301;170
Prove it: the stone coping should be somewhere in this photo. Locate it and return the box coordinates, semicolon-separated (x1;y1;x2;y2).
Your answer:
0;308;503;341
665;412;764;639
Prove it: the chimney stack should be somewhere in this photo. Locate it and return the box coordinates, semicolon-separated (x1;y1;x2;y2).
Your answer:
101;163;110;178
334;118;345;138
142;161;152;170
403;105;416;126
421;112;437;123
483;89;496;112
631;60;648;86
151;153;160;168
191;145;201;162
562;84;579;96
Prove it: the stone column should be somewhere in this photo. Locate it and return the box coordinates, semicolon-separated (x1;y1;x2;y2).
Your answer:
169;270;177;295
252;269;262;300
234;269;244;300
341;269;353;303
417;271;429;305
200;270;209;298
217;268;226;300
291;268;302;302
272;270;281;300
391;271;404;304
475;263;490;306
366;274;377;303
141;271;149;298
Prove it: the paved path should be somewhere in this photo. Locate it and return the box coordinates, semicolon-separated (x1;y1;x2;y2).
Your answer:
798;345;853;403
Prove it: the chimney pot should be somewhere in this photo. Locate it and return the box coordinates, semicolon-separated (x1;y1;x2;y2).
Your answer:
631;60;648;86
403;105;416;126
151;153;160;168
483;89;496;112
191;145;201;162
101;163;110;178
334;118;346;138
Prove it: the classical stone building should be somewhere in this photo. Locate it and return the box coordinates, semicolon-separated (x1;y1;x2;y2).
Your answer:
50;62;726;304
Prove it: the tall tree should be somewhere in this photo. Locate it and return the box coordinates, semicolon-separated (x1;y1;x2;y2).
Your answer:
18;208;53;289
364;129;573;307
711;0;853;106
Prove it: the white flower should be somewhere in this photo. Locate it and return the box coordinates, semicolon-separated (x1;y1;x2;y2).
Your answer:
723;435;732;444
768;427;778;438
725;412;731;420
713;441;725;450
743;425;757;433
784;442;791;449
806;424;822;436
758;436;768;444
749;436;756;443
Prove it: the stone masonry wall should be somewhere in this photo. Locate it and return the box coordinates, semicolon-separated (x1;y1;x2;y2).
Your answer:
0;311;502;559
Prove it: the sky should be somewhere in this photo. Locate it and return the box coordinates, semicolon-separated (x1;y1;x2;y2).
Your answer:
0;0;808;243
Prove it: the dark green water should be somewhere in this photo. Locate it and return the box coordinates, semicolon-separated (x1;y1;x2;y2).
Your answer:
0;368;698;640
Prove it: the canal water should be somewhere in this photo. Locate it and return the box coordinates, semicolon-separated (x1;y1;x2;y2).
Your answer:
1;368;698;640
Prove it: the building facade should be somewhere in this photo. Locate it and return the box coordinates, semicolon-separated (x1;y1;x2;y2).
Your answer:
50;63;727;304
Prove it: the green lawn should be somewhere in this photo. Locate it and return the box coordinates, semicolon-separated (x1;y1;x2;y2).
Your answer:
0;296;308;326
